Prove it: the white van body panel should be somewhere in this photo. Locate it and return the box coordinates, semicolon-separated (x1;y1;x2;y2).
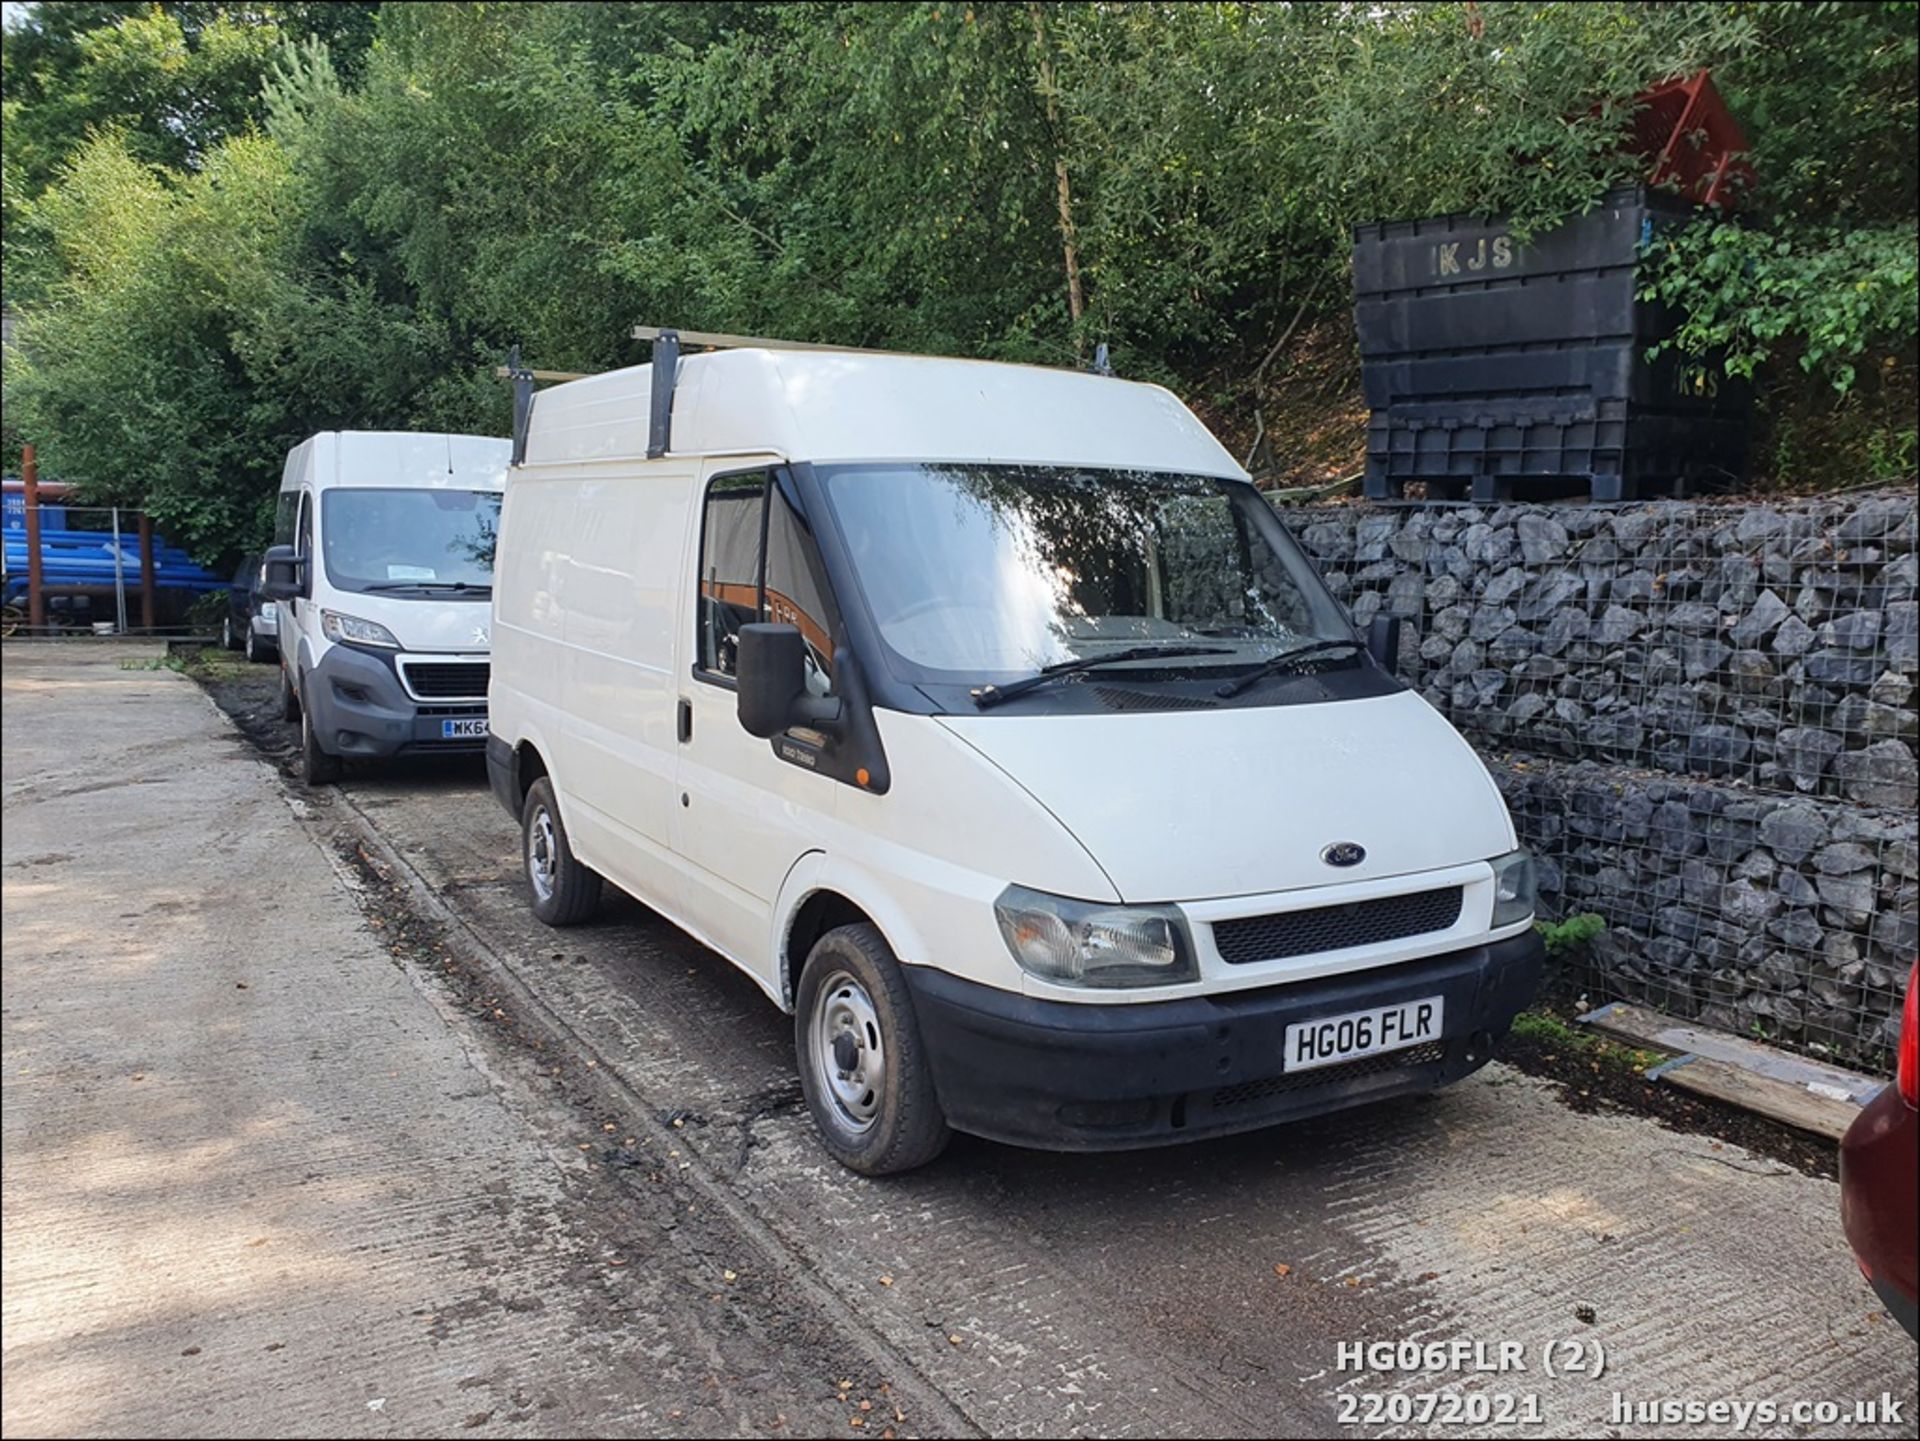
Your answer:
935;691;1516;904
524;349;1244;479
492;458;696;911
799;710;1122;985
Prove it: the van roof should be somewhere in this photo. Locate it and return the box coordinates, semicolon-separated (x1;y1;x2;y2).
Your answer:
290;431;509;491
521;349;1246;478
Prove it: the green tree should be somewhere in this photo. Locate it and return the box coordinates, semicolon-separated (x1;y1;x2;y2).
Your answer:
5;1;1914;559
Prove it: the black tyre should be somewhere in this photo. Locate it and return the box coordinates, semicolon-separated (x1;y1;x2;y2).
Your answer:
522;777;601;926
795;924;952;1175
279;660;301;723
243;623;262;663
300;699;342;787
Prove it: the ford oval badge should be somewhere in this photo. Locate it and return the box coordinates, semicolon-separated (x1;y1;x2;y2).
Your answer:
1321;841;1366;868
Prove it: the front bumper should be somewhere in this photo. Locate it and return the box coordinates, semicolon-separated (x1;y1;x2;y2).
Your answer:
901;930;1543;1151
305;645;487;760
1840;1084;1919;1339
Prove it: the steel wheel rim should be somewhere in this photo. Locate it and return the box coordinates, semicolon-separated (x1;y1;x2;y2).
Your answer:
810;969;885;1133
528;806;558;903
223;616;233;648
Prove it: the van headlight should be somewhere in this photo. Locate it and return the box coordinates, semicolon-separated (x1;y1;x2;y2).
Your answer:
1489;848;1537;927
993;885;1196;988
321;610;400;649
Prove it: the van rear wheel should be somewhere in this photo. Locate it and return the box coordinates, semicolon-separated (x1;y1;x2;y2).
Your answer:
795;924;951;1175
522;777;601;926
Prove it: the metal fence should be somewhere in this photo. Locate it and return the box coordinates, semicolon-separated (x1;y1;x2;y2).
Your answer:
2;492;224;637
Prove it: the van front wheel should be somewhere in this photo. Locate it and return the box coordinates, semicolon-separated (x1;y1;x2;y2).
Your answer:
795;924;951;1175
301;702;342;787
522;778;601;927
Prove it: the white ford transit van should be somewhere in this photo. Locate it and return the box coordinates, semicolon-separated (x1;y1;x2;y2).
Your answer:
488;334;1543;1174
264;430;510;785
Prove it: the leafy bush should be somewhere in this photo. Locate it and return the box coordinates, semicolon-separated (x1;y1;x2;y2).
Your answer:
1536;913;1608;957
1647;220;1919;395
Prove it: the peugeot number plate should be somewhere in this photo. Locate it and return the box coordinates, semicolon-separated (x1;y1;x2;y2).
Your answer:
441;717;488;740
1284;996;1443;1072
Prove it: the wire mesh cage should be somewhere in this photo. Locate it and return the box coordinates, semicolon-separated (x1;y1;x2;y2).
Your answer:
1284;488;1918;1067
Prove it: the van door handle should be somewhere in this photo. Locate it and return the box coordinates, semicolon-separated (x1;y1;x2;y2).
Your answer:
677;698;692;743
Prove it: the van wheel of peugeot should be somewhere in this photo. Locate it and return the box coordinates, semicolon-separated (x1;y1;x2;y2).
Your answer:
522;778;601;926
795;924;951;1175
279;661;301;722
300;700;342;786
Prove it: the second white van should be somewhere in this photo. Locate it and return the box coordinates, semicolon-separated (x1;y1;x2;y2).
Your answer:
265;430;510;785
487;336;1543;1174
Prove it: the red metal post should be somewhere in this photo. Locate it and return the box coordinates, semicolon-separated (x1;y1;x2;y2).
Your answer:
23;444;44;632
137;512;157;631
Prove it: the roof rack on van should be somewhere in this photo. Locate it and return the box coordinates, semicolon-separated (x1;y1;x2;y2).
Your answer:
630;326;914;461
629;324;1118;460
498;346;591;467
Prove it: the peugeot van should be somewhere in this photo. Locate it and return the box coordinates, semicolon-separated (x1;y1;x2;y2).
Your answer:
487;334;1543;1174
264;430;510;785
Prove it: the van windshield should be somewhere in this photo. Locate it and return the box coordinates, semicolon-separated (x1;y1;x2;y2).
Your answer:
817;464;1354;685
320;488;502;596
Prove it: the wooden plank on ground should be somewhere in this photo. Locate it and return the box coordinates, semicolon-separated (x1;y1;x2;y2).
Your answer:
1579;1000;1885;1104
1644;1054;1868;1141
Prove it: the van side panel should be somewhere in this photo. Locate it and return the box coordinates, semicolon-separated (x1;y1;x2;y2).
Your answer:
492;467;569;792
548;466;696;904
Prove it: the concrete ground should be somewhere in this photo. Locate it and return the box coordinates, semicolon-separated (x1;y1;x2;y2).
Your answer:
1;644;970;1438
4;641;1917;1438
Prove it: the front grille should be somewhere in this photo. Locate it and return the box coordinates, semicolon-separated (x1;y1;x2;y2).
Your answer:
400;660;489;699
1212;1041;1447;1109
1212;886;1463;965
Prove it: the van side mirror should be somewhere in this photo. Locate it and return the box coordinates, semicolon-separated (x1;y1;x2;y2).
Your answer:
1366;614;1402;673
736;623;842;739
262;543;307;602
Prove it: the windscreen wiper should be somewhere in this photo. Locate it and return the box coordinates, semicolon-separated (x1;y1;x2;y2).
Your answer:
971;645;1232;710
1213;639;1366;698
362;581;490;594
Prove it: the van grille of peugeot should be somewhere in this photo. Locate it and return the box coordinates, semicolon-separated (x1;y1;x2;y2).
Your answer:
1211;886;1463;965
401;660;490;699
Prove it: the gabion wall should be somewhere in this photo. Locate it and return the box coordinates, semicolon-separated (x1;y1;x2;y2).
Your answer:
1280;487;1918;1066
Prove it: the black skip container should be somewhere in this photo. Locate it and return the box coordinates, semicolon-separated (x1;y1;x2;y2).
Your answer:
1353;186;1750;503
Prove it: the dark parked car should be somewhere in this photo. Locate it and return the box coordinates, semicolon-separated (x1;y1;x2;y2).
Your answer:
222;553;279;663
1840;959;1918;1340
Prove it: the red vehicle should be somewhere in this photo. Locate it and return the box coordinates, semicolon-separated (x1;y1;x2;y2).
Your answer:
1840;960;1919;1340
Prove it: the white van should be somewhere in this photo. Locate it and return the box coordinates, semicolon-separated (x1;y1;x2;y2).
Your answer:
488;336;1543;1174
263;430;510;785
